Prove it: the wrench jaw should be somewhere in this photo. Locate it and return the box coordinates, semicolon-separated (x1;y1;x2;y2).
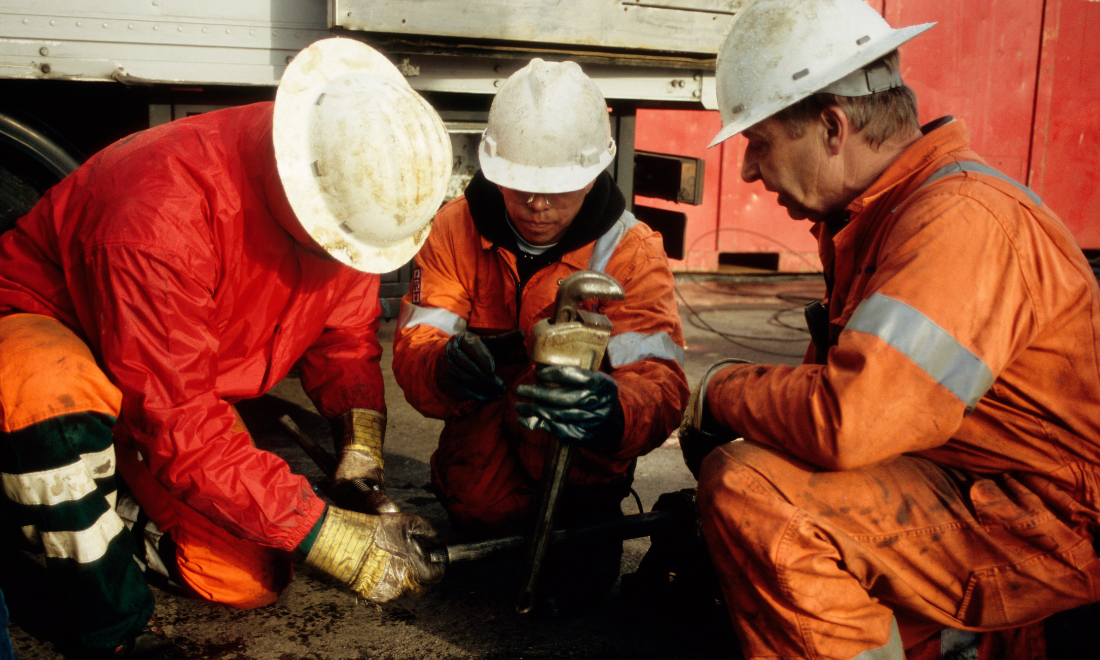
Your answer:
529;271;624;373
528;314;612;372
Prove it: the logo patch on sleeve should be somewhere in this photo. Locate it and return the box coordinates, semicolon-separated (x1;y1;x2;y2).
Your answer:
411;266;422;304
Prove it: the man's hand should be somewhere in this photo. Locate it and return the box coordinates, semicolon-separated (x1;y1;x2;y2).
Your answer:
435;332;509;402
680;359;748;478
330;409;398;514
514;365;624;450
304;508;445;603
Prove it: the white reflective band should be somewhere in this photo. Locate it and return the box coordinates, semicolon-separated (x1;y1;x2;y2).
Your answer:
398;303;468;336
850;617;905;660
846;293;994;412
924;161;1042;206
39;507;125;564
1;445;114;506
607;332;685;367
588;211;639;274
892;161;1043;213
82;444;116;481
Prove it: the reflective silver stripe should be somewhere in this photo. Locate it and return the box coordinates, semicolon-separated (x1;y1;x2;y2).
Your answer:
397;303;467;336
893;161;1042;213
851;617;905;660
39;507;125;564
588;210;639;273
2;445;114;507
846;293;994;411
607;331;684;367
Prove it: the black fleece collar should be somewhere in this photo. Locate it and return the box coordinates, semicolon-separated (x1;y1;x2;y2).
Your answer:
464;169;627;263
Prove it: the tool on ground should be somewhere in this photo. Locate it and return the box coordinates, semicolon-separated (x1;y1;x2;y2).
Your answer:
279;415;338;476
278;414;397;513
515;270;625;614
280;403;682;580
427;510;674;565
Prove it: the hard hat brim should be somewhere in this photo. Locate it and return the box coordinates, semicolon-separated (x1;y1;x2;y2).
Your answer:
708;21;936;148
479;142;617;194
274;38;430;273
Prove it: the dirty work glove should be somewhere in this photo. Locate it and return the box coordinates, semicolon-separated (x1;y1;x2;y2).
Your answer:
330;409;398;514
514;365;625;450
477;329;527;367
680;359;750;479
435;332;510;402
304;507;444;603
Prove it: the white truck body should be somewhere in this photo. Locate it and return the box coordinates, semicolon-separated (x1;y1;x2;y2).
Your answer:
0;0;732;302
0;0;732;105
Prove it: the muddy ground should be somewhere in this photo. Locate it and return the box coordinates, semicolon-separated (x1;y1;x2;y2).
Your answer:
3;276;822;660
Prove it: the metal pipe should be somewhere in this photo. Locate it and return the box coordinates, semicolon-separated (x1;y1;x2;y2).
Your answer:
428;509;675;565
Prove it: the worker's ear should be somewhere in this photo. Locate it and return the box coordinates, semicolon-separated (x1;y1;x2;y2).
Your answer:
819;105;849;156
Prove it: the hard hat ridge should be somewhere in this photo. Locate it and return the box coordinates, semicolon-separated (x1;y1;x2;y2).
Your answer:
479;58;616;194
274;38;452;273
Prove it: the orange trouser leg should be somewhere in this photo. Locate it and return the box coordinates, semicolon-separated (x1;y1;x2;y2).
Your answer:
114;421;292;610
430;403;537;536
697;440;1100;660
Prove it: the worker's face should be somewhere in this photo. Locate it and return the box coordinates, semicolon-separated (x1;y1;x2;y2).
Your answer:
740;116;842;222
498;181;595;246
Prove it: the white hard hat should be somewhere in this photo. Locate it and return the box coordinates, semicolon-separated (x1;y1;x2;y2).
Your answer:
479;59;616;194
274;37;452;273
708;0;935;147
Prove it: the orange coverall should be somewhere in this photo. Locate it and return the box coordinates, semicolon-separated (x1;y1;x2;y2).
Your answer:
393;172;688;534
697;118;1100;659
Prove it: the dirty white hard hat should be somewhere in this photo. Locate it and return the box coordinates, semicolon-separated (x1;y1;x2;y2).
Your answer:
708;0;935;147
479;59;616;194
274;37;452;273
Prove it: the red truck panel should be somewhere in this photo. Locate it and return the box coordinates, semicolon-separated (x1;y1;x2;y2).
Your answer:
635;0;1098;273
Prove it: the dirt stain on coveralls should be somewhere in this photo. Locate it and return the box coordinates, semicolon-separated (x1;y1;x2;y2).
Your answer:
895;494;915;526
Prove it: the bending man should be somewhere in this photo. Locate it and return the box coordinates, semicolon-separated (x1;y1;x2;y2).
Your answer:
0;38;450;659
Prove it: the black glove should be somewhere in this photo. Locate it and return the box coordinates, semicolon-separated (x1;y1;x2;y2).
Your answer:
514;365;625;450
435;332;508;402
475;329;527;367
680;359;749;479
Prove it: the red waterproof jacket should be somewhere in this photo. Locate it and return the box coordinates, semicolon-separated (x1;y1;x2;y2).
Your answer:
0;103;385;550
393;173;688;497
708;118;1100;519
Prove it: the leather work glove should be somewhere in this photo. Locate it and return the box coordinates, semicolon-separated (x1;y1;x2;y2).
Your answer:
680;358;750;479
304;507;445;603
514;365;625;450
330;409;398;514
435;331;523;402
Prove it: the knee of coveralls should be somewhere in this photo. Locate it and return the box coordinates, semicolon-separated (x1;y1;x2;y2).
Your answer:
696;440;904;660
698;440;1100;659
431;396;635;537
0;313;154;649
430;400;538;536
114;436;292;609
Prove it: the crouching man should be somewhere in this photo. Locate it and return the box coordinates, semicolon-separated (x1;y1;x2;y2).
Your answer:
393;59;688;617
682;1;1100;658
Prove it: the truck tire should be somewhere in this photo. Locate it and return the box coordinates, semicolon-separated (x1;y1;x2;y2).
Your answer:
0;149;52;235
0;108;82;235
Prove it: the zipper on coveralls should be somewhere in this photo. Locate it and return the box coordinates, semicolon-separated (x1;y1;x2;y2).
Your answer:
493;245;525;327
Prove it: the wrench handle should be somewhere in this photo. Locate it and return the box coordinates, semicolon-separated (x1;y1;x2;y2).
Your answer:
515;437;574;614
